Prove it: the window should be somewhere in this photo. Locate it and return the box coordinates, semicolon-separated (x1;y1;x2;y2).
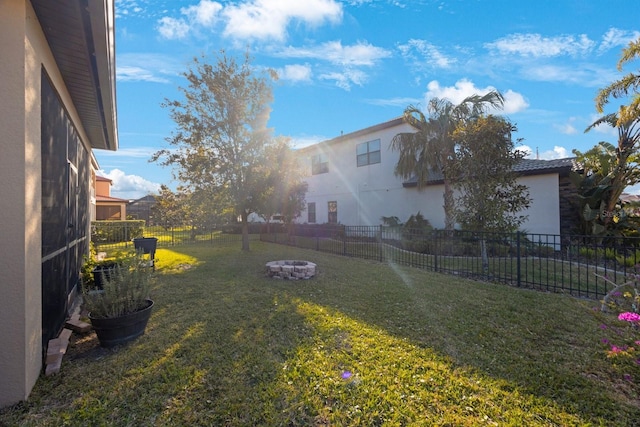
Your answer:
357;139;381;167
312;153;329;175
328;201;338;224
307;202;316;223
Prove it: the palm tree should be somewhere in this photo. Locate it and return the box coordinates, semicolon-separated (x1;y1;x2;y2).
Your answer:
595;37;640;125
581;113;640;233
390;91;504;230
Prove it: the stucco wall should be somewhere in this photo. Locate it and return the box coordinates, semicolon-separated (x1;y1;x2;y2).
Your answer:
297;121;562;236
0;0;96;407
0;0;43;407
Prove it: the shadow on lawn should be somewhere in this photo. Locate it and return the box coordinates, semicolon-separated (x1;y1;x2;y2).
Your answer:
8;244;635;426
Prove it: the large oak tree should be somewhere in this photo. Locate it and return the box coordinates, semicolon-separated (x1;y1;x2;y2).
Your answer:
152;51;304;251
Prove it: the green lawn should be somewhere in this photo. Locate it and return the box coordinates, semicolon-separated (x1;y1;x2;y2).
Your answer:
1;242;638;426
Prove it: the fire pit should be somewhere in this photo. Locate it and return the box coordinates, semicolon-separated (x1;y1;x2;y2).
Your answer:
265;260;316;280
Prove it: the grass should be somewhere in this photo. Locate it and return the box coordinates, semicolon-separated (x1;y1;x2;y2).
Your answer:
1;241;638;426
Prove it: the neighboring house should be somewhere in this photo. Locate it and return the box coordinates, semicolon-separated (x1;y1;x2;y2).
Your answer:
127;195;157;224
95;175;128;220
295;118;577;236
621;193;640;217
0;0;117;407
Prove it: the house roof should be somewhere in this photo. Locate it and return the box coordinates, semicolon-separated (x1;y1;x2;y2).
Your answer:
297;117;405;153
31;0;118;151
128;195;157;205
621;193;640;203
96;175;112;183
402;157;578;187
96;194;128;203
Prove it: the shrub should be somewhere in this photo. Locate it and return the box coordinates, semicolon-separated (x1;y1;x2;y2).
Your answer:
83;252;153;319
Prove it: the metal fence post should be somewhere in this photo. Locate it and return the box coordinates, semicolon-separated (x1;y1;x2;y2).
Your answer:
343;225;346;256
379;225;383;262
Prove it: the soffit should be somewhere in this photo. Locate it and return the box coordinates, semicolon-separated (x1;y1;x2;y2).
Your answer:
31;0;118;151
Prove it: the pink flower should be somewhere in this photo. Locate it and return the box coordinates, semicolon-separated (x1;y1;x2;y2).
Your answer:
610;345;624;354
618;312;640;322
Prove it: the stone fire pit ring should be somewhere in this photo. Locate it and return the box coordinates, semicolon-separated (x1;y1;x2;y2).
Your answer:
265;260;316;280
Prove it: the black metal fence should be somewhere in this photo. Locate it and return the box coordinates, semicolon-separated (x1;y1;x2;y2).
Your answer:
90;221;640;299
260;224;640;300
90;222;261;253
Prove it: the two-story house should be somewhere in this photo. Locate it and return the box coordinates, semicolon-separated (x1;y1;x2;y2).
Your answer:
296;117;576;236
95;175;128;220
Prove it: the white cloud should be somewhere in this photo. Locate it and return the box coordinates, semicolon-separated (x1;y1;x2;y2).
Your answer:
485;33;595;57
588;114;618;137
182;0;222;26
277;40;391;66
518;144;533;158
599;27;640;53
157;16;190;39
115;0;148;19
553;117;579;135
117;66;171;83
277;64;312;82
97;147;161;159
275;41;390;90
540;146;571;159
520;145;571;160
425;79;529;114
366;97;421;107
398;39;456;69
319;68;368;90
99;169;162;200
222;0;342;41
116;53;184;84
502;89;529;114
520;63;617;87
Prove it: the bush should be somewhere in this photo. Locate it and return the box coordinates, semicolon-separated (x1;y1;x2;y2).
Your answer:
83;252;153;319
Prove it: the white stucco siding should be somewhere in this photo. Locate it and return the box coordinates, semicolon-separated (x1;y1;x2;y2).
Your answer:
295;119;564;236
298;120;426;225
394;174;561;235
517;174;561;235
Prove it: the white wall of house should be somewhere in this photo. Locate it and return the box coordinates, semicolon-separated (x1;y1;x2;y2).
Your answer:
296;119;563;236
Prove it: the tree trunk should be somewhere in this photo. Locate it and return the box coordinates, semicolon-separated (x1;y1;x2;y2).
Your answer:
287;221;295;245
241;211;250;252
480;237;489;275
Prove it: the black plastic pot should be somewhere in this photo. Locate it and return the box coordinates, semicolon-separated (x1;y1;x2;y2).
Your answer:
133;237;158;254
89;300;154;347
91;262;119;290
133;237;158;270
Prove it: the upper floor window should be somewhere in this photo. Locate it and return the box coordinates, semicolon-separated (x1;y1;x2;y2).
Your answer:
357;139;381;167
312;153;329;175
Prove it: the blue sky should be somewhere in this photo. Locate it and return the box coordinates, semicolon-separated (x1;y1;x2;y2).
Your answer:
96;0;640;199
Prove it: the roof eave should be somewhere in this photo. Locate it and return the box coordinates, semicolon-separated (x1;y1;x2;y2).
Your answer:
31;0;118;151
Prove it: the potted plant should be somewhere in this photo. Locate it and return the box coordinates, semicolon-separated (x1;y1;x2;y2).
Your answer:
83;252;154;347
